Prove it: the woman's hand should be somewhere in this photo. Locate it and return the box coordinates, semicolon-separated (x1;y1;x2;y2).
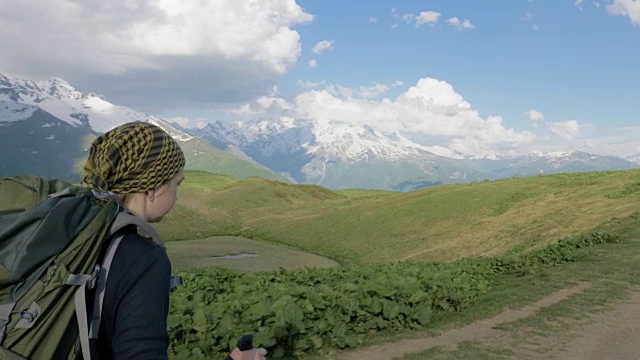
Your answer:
229;347;267;360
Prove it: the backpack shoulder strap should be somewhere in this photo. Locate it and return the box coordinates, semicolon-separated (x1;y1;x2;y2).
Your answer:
108;211;165;248
75;210;183;360
108;210;183;289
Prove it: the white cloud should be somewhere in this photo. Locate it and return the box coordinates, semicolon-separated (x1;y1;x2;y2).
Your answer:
446;17;475;30
312;40;334;54
522;11;540;30
168;117;191;127
593;1;601;8
358;83;390;99
232;77;536;157
308;59;318;68
194;120;209;129
369;16;378;23
525;109;545;121
547;120;580;139
575;0;584;10
0;0;314;111
392;80;404;87
415;11;441;27
394;10;475;30
606;0;640;26
297;80;325;88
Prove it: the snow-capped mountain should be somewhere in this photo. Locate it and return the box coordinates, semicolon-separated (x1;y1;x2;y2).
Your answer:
190;118;490;189
2;73;638;190
189;117;640;190
0;73;285;182
197;118;435;161
468;150;639;179
623;153;640;164
0;73;193;139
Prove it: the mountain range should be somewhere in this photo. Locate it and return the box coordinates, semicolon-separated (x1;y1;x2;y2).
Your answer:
0;74;287;182
1;73;638;191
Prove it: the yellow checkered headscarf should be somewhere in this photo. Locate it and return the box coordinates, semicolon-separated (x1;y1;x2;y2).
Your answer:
82;122;186;193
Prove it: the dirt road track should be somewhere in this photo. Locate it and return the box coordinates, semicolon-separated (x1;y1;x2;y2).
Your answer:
338;283;592;360
552;290;640;360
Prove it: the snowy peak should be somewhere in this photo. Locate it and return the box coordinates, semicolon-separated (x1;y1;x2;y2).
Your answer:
147;117;193;142
0;72;192;140
2;75;81;100
200;117;441;163
304;119;419;161
523;150;627;163
0;101;37;123
37;77;83;100
527;150;575;159
623;153;640;164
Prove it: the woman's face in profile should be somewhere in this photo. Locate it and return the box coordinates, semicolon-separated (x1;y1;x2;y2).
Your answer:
147;169;184;222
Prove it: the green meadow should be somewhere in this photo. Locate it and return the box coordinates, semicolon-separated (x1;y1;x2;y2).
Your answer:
166;236;338;273
159;169;640;359
157;169;640;264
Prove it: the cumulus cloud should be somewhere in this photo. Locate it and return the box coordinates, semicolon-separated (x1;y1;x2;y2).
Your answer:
392;80;404;87
522;11;539;30
446;17;475;30
312;40;334;54
168;116;210;129
547;120;580;139
297;80;325;88
416;11;442;27
0;0;313;111
525;109;545;122
393;10;475;30
358;83;390;99
308;59;318;68
606;0;640;26
167;117;191;127
231;77;536;157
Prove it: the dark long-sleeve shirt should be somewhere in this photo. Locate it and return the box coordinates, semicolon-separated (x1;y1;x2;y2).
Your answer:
95;230;171;359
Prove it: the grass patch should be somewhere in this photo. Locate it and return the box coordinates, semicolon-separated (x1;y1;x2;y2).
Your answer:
334;188;399;199
490;191;541;216
388;216;640;359
605;181;640;199
400;341;514;360
166;236;338;273
158;169;640;264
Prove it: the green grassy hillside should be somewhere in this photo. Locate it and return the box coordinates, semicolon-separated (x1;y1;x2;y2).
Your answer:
181;137;289;182
157;169;640;263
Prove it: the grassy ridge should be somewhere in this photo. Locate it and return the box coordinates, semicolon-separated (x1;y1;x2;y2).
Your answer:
154;170;345;242
157;169;640;263
181;138;290;182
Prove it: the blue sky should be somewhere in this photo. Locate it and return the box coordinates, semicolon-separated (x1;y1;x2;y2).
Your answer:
0;0;638;157
287;0;639;129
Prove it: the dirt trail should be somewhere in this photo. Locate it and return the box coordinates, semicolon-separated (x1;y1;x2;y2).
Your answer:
338;282;591;360
552;290;640;360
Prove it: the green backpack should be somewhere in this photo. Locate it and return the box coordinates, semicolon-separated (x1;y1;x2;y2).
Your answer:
0;175;180;359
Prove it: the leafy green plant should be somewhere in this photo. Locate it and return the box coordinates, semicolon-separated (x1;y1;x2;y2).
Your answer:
167;230;621;358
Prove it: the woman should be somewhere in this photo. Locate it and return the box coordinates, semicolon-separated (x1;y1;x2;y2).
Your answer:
81;121;265;359
81;121;185;359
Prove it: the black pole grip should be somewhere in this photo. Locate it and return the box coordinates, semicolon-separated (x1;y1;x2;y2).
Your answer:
237;333;254;351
